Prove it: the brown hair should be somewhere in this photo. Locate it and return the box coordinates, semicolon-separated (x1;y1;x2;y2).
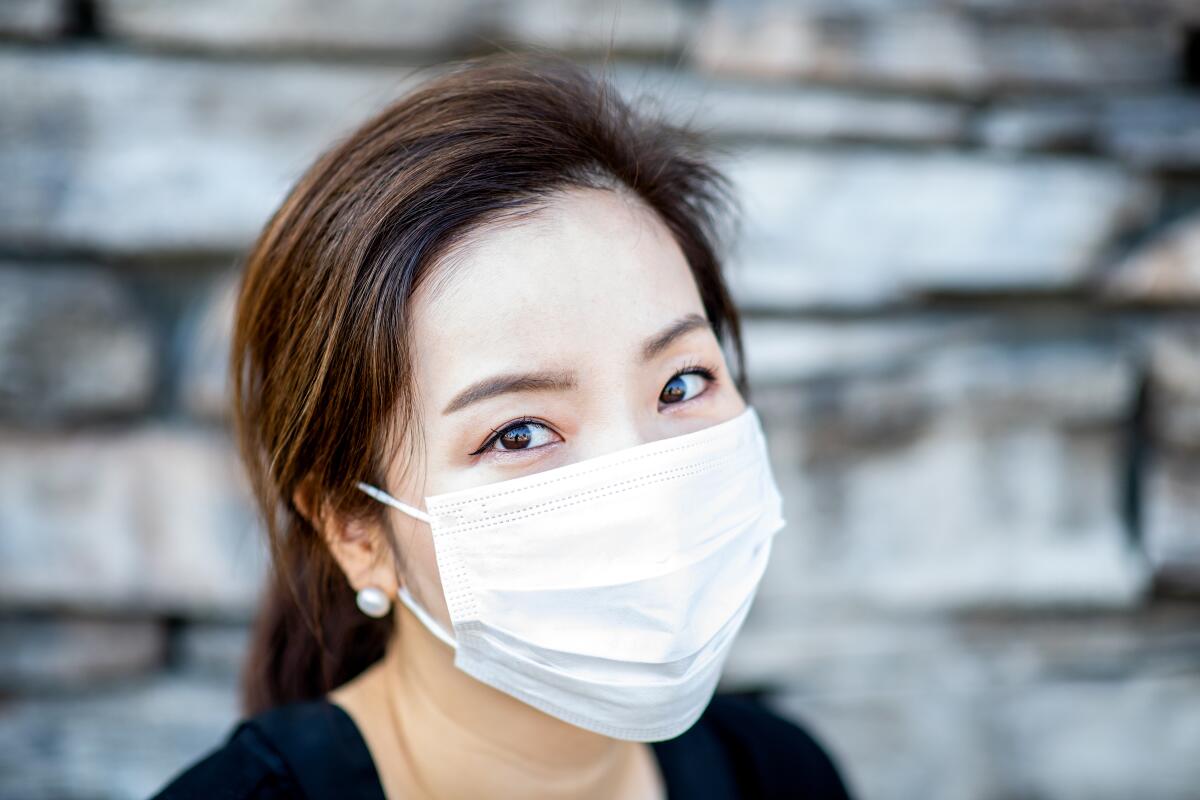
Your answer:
231;52;748;715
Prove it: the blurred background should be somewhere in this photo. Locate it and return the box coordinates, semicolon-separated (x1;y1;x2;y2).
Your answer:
3;1;1200;798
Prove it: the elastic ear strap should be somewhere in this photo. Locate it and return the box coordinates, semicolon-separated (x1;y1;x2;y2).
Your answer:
396;584;459;650
355;481;435;524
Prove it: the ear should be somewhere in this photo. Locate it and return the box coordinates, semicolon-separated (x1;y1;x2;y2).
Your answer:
294;477;400;598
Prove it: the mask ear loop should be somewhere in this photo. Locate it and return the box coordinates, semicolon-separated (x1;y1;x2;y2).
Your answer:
355;480;435;524
396;585;459;650
354;481;458;650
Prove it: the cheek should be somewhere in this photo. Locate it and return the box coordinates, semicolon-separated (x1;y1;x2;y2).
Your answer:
716;376;747;416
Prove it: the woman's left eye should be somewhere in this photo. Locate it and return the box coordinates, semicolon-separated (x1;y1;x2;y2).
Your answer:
660;368;714;405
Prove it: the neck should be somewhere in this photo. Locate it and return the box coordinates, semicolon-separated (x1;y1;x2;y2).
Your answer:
379;603;650;799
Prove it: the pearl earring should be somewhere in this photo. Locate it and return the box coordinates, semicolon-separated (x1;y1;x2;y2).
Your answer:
355;586;392;618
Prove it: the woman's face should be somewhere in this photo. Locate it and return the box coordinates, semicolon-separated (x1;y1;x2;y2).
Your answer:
366;186;745;630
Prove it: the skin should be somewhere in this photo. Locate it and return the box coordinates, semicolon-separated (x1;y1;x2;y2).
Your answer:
306;186;747;799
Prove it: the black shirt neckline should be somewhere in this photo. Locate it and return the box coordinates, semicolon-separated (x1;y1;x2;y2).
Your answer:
152;691;852;798
248;696;739;799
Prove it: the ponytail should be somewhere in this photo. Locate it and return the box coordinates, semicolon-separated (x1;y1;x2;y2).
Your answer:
240;514;390;716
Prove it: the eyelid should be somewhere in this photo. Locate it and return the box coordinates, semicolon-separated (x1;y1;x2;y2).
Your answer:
672;357;719;378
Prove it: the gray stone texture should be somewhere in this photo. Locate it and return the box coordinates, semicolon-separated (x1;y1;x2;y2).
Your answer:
725;148;1154;309
0;616;165;691
176;271;238;422
0;674;242;800
0;264;157;423
728;601;1200;799
0;0;64;39
102;0;696;56
0;427;266;615
747;320;1148;614
0;47;427;254
1106;213;1200;303
693;4;1177;98
3;1;1200;798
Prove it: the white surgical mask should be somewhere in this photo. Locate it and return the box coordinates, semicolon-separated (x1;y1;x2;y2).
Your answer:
355;405;785;742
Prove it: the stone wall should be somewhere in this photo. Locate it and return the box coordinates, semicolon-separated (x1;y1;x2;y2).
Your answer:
2;1;1199;798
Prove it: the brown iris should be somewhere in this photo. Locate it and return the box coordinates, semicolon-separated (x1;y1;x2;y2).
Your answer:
499;424;534;449
660;375;688;404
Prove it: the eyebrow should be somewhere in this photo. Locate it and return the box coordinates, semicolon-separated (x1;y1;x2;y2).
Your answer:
442;370;577;415
640;312;711;362
442;312;712;415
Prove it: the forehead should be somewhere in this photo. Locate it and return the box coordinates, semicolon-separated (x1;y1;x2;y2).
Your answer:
409;187;707;380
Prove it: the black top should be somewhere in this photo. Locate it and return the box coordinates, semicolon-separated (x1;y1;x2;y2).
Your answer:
149;692;852;799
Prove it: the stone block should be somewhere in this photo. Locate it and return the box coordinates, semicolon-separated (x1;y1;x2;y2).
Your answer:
492;0;694;54
981;94;1200;172
1105;213;1200;304
0;674;241;800
741;317;979;386
614;65;969;145
0;427;266;616
950;0;1199;25
102;0;495;54
0;47;425;254
101;0;693;55
175;621;250;679
724;147;1154;310
974;99;1098;153
743;320;1147;612
745;606;1200;800
684;0;1196;25
693;4;1177;97
0;0;65;38
773;667;1200;800
1147;326;1200;448
1099;94;1200;173
0;616;165;691
992;675;1200;800
0;264;156;424
1139;328;1200;588
1142;452;1200;591
743;316;1135;421
177;272;238;422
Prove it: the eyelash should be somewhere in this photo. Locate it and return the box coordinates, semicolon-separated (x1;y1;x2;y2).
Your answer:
671;361;720;392
468;362;721;457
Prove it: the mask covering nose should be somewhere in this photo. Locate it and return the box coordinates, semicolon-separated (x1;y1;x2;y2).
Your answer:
356;405;785;742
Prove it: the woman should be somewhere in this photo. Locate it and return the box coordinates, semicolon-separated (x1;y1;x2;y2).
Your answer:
151;53;852;799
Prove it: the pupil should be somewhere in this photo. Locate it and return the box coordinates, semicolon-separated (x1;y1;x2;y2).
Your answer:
661;376;686;403
501;424;532;449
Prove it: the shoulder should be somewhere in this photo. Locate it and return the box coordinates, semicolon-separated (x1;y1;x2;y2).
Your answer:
147;716;300;800
148;700;384;800
675;693;853;800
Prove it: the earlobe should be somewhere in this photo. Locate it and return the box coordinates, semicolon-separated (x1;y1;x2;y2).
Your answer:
293;476;402;598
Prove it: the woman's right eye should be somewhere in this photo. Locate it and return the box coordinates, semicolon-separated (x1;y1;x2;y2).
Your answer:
473;419;558;455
